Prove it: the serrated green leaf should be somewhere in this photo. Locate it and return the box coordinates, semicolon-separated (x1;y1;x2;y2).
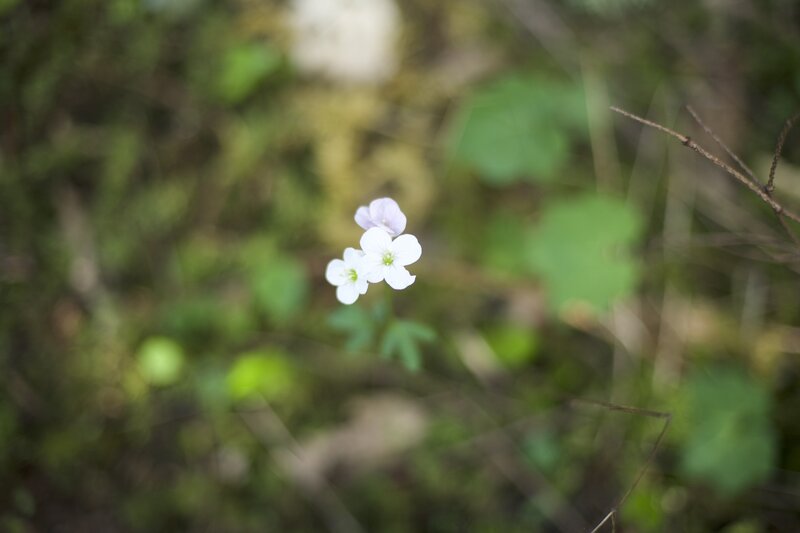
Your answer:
526;193;642;315
380;320;436;371
328;305;375;353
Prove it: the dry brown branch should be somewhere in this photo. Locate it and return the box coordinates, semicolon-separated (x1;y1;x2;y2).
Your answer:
685;105;761;187
611;106;800;226
683;106;800;247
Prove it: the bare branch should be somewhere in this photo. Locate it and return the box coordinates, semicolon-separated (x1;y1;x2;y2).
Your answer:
685;105;761;187
610;106;800;226
684;107;800;245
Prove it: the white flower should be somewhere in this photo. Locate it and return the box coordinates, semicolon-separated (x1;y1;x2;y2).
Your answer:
354;197;407;237
325;247;370;304
360;227;421;290
288;0;400;86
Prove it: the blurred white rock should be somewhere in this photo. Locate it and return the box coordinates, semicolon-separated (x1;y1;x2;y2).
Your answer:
289;0;400;86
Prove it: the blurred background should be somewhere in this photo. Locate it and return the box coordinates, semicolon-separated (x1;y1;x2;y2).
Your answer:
2;0;800;531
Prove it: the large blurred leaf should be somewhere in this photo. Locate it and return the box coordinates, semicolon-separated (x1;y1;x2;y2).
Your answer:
680;368;776;496
447;73;585;185
526;193;642;315
137;336;185;386
226;350;296;401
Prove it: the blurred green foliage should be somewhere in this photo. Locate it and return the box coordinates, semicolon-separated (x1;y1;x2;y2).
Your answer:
2;0;800;531
680;368;777;496
217;43;282;104
484;324;539;368
226;350;296;401
137;336;186;386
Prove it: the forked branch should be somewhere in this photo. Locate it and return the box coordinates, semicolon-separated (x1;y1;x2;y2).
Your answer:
610;106;800;227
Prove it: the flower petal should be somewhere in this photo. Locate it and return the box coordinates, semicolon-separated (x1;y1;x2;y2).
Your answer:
360;227;392;255
343;247;364;266
336;284;359;304
369;197;395;221
354;206;373;231
355;277;369;295
380;201;406;235
325;259;347;286
391;234;422;266
364;260;385;283
384;265;415;290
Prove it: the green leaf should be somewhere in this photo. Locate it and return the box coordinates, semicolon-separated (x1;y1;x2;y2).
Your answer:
217;43;281;104
526;193;642;315
447;73;585;185
226;350;295;401
380;320;436;371
328;305;376;353
137;336;186;386
680;368;776;496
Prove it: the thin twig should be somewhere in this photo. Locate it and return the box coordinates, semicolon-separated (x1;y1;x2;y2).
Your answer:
764;112;800;246
611;106;800;226
685;105;761;187
767;111;800;193
575;398;672;533
589;510;615;533
683;106;800;247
